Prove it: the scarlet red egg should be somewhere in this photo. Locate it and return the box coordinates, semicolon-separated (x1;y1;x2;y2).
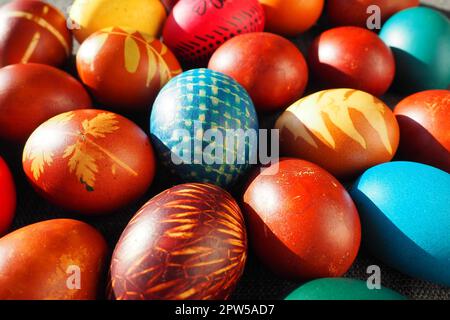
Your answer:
327;0;419;28
242;158;361;280
163;0;265;66
22;109;156;215
308;26;395;96
0;64;92;144
394;90;450;173
110;183;247;300
0;0;72;68
0;219;107;300
208;32;308;112
0;156;15;236
77;27;182;113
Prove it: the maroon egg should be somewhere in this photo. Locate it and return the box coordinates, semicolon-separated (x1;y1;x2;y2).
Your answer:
0;64;92;144
208;32;309;112
110;183;247;300
308;26;395;96
0;0;72;68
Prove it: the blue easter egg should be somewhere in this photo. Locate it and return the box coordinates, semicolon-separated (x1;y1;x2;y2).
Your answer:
150;68;259;188
380;7;450;91
350;162;450;286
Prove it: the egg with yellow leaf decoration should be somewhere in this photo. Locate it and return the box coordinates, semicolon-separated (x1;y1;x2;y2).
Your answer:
275;89;400;179
77;27;182;113
69;0;167;43
22;109;156;215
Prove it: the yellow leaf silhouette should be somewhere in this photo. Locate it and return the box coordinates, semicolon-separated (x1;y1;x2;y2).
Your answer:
23;112;75;181
280;89;393;154
82;112;119;138
124;35;140;73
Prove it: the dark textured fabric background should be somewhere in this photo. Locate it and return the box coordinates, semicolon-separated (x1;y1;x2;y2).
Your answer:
0;0;449;300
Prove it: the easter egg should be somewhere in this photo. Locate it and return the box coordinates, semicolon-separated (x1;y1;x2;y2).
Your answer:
242;158;361;280
327;0;419;28
275;89;400;179
394;90;450;173
286;278;406;300
308;27;395;96
69;0;167;43
150;69;259;188
208;32;309;112
163;0;265;66
258;0;324;36
0;219;107;300
350;162;450;286
0;156;15;236
77;27;182;113
0;64;92;144
0;0;72;68
23;110;156;215
380;7;450;91
110;183;247;300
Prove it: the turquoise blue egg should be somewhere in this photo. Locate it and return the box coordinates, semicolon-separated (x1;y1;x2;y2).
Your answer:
350;162;450;286
150;68;259;188
380;7;450;91
285;278;406;300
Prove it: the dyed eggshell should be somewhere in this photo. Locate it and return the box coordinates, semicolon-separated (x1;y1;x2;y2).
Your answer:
150;69;259;188
69;0;167;43
0;64;92;144
0;219;107;300
23;110;156;215
350;162;450;286
110;183;247;300
308;26;395;96
394;90;450;173
0;156;15;235
77;27;182;113
275;89;400;179
259;0;324;36
286;278;406;300
242;158;361;280
163;0;265;66
380;7;450;91
0;0;72;68
327;0;419;28
208;32;308;112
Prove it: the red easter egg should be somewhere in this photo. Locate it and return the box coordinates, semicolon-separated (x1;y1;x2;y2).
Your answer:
0;64;92;144
258;0;324;36
77;27;182;113
208;32;308;112
308;26;395;97
242;158;361;280
163;0;265;66
110;183;247;300
394;90;450;173
0;0;72;68
328;0;419;28
0;156;15;235
23;110;156;215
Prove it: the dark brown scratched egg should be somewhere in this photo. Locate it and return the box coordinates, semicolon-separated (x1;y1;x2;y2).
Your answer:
110;183;247;300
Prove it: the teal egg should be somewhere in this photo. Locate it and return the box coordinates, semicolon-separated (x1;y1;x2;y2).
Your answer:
380;7;450;91
350;162;450;286
150;68;259;188
285;278;406;300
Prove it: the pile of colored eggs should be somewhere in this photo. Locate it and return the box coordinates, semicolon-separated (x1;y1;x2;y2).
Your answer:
0;0;448;301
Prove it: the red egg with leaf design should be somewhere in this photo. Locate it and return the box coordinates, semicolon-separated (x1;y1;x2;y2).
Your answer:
110;183;247;300
77;27;182;113
0;0;72;68
22;109;156;215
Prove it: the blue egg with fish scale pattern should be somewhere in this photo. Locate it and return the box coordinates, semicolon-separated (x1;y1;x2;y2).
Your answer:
150;68;259;188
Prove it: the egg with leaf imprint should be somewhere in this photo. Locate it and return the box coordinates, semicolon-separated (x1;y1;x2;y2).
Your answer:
275;89;400;179
22;109;156;215
77;27;182;113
